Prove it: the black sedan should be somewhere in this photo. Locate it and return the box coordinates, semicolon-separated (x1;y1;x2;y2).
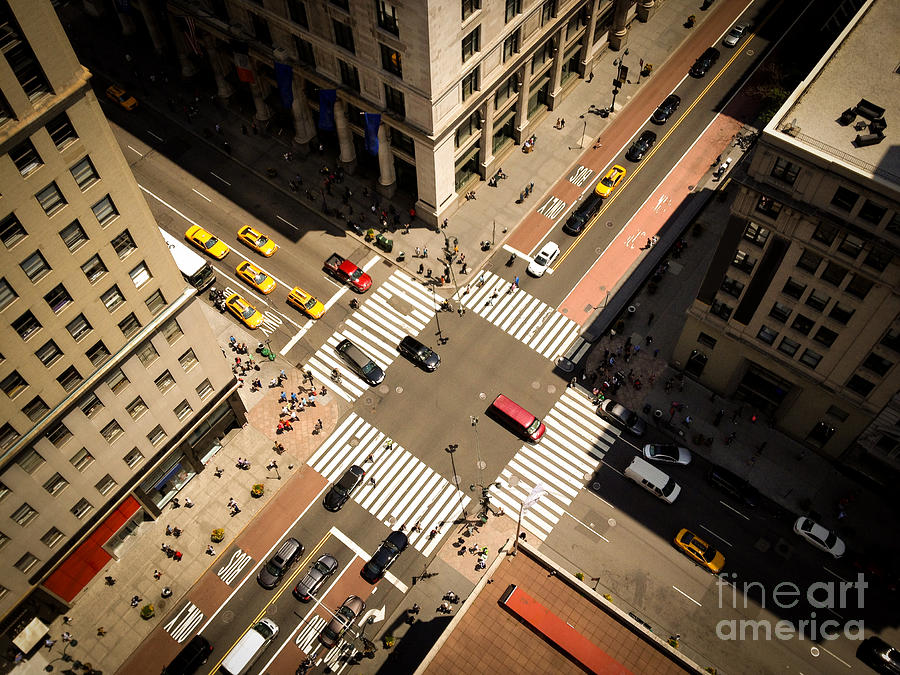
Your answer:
651;94;681;124
323;465;365;511
625;130;657;162
398;335;440;371
857;636;900;674
293;553;339;602
361;530;408;583
689;47;720;78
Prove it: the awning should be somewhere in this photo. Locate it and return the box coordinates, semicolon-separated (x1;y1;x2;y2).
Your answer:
13;617;48;652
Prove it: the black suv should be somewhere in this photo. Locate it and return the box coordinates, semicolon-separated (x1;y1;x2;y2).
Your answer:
562;192;602;235
324;465;366;512
625;130;657;162
398;336;441;371
706;465;759;507
361;530;408;583
689;47;720;77
336;338;385;385
162;635;213;674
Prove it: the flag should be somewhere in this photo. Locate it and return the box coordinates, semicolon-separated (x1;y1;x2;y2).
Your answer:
274;62;294;109
318;90;337;131
232;42;254;83
183;17;203;56
364;113;381;155
522;483;547;512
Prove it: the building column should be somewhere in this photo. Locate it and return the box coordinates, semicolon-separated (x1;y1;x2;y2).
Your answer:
136;1;167;55
580;0;601;76
291;80;317;147
114;5;137;36
514;64;531;137
608;0;631;51
376;123;397;197
250;73;271;124
635;0;656;23
201;35;232;99
333;99;357;169
548;28;566;107
170;13;198;78
478;97;495;174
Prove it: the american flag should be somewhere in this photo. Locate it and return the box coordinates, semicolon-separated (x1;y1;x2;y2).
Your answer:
183;17;203;56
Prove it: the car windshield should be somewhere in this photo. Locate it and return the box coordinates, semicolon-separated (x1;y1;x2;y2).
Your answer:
251;271;266;284
203;237;218;249
823;531;838;547
255;622;275;639
361;361;377;375
526;419;542;435
349;268;362;281
534;253;548;265
601;175;615;186
241;305;255;319
264;561;282;576
304;297;317;310
651;445;674;459
254;235;268;247
702;545;720;564
624;411;637;426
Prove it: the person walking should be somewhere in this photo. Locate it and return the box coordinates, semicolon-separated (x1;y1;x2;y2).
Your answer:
96;627;106;637
206;545;216;556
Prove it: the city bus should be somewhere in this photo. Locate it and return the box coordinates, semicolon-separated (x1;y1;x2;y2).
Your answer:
158;227;217;292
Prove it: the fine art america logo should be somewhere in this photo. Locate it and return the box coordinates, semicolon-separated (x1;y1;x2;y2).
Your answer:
716;573;867;641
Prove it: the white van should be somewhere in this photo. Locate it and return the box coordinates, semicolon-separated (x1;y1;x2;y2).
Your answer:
624;457;681;503
220;618;278;675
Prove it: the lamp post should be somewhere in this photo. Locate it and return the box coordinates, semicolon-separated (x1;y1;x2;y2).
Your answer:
445;444;467;519
578;114;587;149
431;286;447;345
44;639;79;672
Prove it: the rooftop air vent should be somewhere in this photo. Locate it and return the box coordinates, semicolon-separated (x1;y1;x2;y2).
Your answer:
855;98;885;121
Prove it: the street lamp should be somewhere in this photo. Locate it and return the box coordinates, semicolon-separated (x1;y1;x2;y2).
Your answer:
445;444;467;519
431;285;447;345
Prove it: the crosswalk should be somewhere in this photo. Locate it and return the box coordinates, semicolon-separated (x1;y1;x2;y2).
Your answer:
308;413;470;556
304;270;437;402
453;270;580;360
489;388;620;541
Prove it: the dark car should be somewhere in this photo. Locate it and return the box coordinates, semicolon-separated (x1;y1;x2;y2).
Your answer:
706;465;759;507
398;336;440;371
625;130;657;162
336;338;385;386
324;465;366;512
563;192;602;235
857;636;900;674
257;537;304;589
293;553;339;602
161;635;213;674
361;530;408;583
689;47;720;78
651;94;681;124
597;398;646;436
319;595;365;648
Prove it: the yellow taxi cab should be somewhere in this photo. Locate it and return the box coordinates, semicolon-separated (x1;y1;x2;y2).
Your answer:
594;164;627;198
105;84;138;111
237;225;279;257
185;225;230;260
287;286;325;319
236;261;276;294
225;293;264;329
674;528;725;574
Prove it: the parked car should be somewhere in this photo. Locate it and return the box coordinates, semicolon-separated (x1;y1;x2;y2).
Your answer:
594;165;627;198
335;338;385;386
597;398;646;436
651;94;681;124
293;554;339;602
689;47;720;78
674;528;725;574
319;595;365;648
706;465;759;507
642;443;691;466
723;23;747;48
323;465;366;512
257;537;304;589
526;241;560;277
398;336;440;371
856;636;900;674
361;530;408;583
793;517;846;558
625;130;657;162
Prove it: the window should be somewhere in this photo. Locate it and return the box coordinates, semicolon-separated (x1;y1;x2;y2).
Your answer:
80;255;108;286
754;195;781;218
47;113;77;149
697;332;717;348
0;532;7;551
770;157;799;185
380;44;402;77
129;261;151;287
137;342;159;366
147;425;167;446
838;233;864;258
91;195;118;226
41;527;64;549
756;325;778;345
155;370;176;394
505;0;521;22
495;75;517;108
123;447;144;468
0;481;9;502
101;420;124;444
813;326;838;347
66;313;92;341
196;378;214;399
11;139;42;175
376;0;399;34
769;302;792;323
118;313;141;338
15;553;39;573
79;393;103;418
710;300;733;321
15;447;44;473
57;366;82;392
1;214;27;249
338;60;359;92
799;348;822;369
743;222;770;246
179;349;198;371
161;318;183;344
2;371;28;398
71;498;93;519
70;448;94;472
43;473;69;496
36;182;66;216
863;352;893;376
720;276;744;298
829;302;855;324
384;85;405;116
95;474;117;496
22;396;48;422
100;285;125;312
532;39;554;72
796;249;822;273
12;311;41;341
820;262;848;286
503;29;520;62
826;405;849;422
329;0;349;8
565;7;588;39
0;426;19;451
59;221;88;252
174;399;193;420
20;250;51;282
864;248;892;272
145;289;166;315
831;186;858;211
462;68;479;101
732;250;757;273
35;340;61;367
391;128;414;155
455;111;480;148
846;374;875;396
45;421;72;447
888;213;900;237
858;200;886;225
126;396;148;420
540;0;556;25
70;156;99;190
333;19;355;53
11;503;38;526
791;314;815;335
111;230;136;259
812;222;838;246
287;0;308;26
462;27;480;63
462;0;481;21
294;36;315;66
881;327;900;353
845;275;873;299
805;289;830;312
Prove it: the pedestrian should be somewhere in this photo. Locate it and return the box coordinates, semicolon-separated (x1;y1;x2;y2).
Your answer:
206;545;215;556
266;460;278;471
725;431;736;445
97;627;106;637
281;405;290;417
153;570;162;580
645;335;653;346
283;419;293;431
130;595;141;607
369;477;377;487
384;438;394;450
166;524;173;536
161;587;173;598
184;497;194;508
173;551;183;561
647;312;655;325
365;453;375;464
316;418;323;430
415;246;420;257
279;369;286;381
44;637;55;650
279;391;287;402
228;497;236;509
556;117;561;128
62;631;72;643
560;118;565;128
683;415;693;427
713;409;724;426
568;377;576;388
63;616;72;625
104;576;116;586
214;466;224;478
423;247;428;258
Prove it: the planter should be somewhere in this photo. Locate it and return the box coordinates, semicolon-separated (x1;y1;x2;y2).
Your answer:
211;528;225;543
140;604;155;620
382;635;395;649
251;484;265;498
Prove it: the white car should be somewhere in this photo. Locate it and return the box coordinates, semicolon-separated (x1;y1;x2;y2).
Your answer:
793;517;846;558
723;24;747;48
527;241;560;277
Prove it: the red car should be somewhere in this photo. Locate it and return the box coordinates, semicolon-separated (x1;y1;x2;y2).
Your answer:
324;253;372;292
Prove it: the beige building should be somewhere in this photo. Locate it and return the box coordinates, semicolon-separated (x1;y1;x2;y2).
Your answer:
673;0;900;478
0;0;242;641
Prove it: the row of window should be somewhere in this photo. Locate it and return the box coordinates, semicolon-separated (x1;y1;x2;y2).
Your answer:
1;193;120;254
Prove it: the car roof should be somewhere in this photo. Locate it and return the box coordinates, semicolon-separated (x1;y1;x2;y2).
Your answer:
386;530;408;548
540;241;559;254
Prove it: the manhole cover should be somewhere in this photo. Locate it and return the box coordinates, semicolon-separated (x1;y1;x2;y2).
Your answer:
547;384;557;394
476;460;486;471
221;610;235;623
394;386;403;394
606;221;614;228
531;380;540;389
478;392;486;399
348;438;360;447
607;518;617;527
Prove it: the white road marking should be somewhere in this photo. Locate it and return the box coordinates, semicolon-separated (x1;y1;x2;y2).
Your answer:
672;585;702;606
